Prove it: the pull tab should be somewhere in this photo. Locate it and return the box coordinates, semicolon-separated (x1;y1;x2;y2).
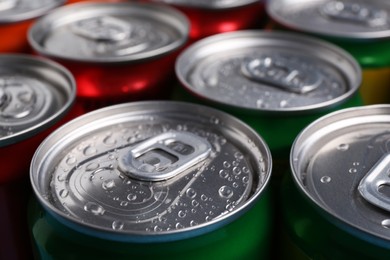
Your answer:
71;16;131;42
358;153;390;212
0;79;36;119
118;131;212;181
320;1;388;27
241;55;322;94
0;0;17;11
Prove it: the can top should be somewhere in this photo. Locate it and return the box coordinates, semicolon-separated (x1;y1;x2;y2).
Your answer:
291;105;390;243
0;0;64;24
267;0;390;40
150;0;259;9
0;54;75;147
28;2;189;63
30;101;272;242
176;30;361;114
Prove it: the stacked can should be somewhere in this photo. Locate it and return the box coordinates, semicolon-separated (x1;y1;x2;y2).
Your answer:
0;55;77;260
283;105;390;259
266;0;390;105
29;101;273;259
0;0;65;53
145;0;266;42
28;2;189;111
174;30;362;176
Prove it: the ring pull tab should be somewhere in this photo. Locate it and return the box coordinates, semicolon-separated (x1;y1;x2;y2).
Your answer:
358;153;390;212
0;79;36;119
241;55;322;94
320;1;388;27
71;16;131;42
118;131;212;181
0;0;17;11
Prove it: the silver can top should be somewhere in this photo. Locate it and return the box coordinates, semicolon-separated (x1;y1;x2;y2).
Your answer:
291;105;390;243
150;0;259;9
0;54;75;147
30;101;272;242
176;30;361;114
28;2;189;63
0;0;65;24
267;0;390;40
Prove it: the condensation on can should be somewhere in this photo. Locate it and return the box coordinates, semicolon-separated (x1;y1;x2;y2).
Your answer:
266;0;390;105
287;105;390;259
28;2;189;110
29;101;273;259
0;0;65;53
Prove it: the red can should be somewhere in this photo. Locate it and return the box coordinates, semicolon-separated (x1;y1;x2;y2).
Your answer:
28;2;189;111
0;54;78;260
0;0;65;53
146;0;266;42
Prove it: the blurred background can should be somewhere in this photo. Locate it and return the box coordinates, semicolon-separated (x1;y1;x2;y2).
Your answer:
0;54;78;260
0;0;65;53
29;101;273;259
174;30;362;177
284;105;390;259
266;0;390;105
143;0;267;42
28;2;189;111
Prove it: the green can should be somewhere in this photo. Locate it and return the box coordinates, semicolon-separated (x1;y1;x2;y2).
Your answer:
174;30;362;176
266;0;390;105
29;101;273;259
283;105;390;259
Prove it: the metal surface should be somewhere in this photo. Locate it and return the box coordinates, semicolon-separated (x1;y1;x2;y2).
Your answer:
30;101;272;242
151;0;259;9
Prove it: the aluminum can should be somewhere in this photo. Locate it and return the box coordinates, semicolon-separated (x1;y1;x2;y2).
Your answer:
28;2;189;111
0;54;77;260
283;105;390;259
146;0;266;42
0;0;65;53
266;0;390;105
29;101;273;259
174;30;362;175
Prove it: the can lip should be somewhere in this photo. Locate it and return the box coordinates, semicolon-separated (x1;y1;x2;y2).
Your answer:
150;0;261;10
28;2;190;64
0;54;76;147
290;104;390;243
0;0;65;24
30;100;272;242
267;0;390;40
176;30;362;115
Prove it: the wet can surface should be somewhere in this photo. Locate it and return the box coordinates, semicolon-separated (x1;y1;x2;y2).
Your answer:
0;54;77;260
29;101;273;259
147;0;266;42
0;0;65;53
174;30;362;174
284;105;390;259
28;2;189;110
266;0;390;105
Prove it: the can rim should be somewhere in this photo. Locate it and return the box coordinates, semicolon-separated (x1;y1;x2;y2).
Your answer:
28;2;189;64
0;54;76;147
150;0;261;10
175;30;362;115
30;100;272;242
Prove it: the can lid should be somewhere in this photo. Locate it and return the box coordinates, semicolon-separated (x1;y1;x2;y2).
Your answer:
30;101;272;242
150;0;259;9
267;0;390;40
176;30;361;114
291;105;390;243
0;54;76;147
28;2;189;63
0;0;65;24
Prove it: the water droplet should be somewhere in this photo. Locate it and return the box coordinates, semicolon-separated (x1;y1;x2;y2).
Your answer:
112;220;124;230
120;201;128;207
210;116;220;124
232;167;241;176
175;223;184;229
353;162;360;166
153;225;162;232
84;145;97;156
186;188;197;198
219;186;234;199
337;144;349;151
349;168;357;174
57;174;66;182
86;163;100;171
223;161;231;168
242;167;249;174
103;135;117;146
192;200;199;207
233;182;238;188
320;176;331;183
201;194;208;201
242;176;249;184
127;194;137;201
219;138;227;145
84;202;105;215
234;152;244;160
382;219;390;229
102;179;116;191
219;169;229;179
178;210;186;218
279;100;288;108
65;155;77;165
59;189;69;198
190;220;198;227
226;203;235;212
